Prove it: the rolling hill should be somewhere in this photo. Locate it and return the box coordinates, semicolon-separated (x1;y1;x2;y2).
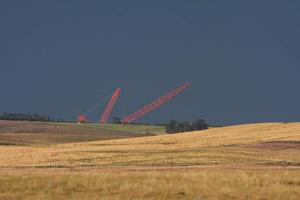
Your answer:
1;122;300;200
0;120;165;145
0;122;299;168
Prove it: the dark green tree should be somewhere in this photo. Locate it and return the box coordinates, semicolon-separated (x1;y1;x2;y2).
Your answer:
112;117;122;124
166;118;208;134
192;118;208;130
166;120;178;133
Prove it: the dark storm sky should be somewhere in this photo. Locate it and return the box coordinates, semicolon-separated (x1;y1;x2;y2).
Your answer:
1;1;300;124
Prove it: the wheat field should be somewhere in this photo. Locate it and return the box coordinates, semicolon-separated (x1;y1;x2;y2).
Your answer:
1;122;300;200
0;169;300;200
0;122;299;168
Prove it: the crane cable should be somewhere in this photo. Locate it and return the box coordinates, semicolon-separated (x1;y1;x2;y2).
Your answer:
82;93;112;115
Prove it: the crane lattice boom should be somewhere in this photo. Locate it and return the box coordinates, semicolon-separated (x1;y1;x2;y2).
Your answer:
100;88;121;123
122;82;191;123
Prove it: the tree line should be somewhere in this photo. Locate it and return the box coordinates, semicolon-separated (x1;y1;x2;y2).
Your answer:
112;116;208;134
0;112;64;122
166;119;208;134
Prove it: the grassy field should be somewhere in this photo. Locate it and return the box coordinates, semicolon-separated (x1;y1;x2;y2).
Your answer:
0;121;300;199
50;122;166;134
0;120;165;145
0;122;299;168
0;169;299;200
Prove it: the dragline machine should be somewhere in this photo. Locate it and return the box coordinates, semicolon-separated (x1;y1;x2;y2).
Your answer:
76;82;191;124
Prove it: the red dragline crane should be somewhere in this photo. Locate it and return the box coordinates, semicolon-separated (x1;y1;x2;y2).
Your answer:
100;88;121;123
122;82;191;123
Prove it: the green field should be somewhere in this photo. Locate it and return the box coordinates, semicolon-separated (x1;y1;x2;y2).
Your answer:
62;122;165;134
0;120;165;145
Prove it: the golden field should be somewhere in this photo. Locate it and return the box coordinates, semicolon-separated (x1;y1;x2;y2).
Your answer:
0;121;300;200
0;122;299;168
0;169;300;200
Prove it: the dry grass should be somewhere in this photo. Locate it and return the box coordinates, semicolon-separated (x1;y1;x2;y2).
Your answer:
1;122;300;200
0;122;299;168
0;169;299;200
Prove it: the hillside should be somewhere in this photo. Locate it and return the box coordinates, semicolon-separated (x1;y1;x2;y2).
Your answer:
0;120;165;145
0;122;299;168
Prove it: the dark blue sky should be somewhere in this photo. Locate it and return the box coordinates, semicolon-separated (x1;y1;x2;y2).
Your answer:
1;1;300;124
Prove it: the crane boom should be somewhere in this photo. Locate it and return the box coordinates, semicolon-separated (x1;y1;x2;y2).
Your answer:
122;82;191;123
100;88;121;123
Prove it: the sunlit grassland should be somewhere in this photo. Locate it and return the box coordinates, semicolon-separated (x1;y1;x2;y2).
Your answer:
0;123;299;168
0;122;300;200
0;169;299;200
1;146;299;168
